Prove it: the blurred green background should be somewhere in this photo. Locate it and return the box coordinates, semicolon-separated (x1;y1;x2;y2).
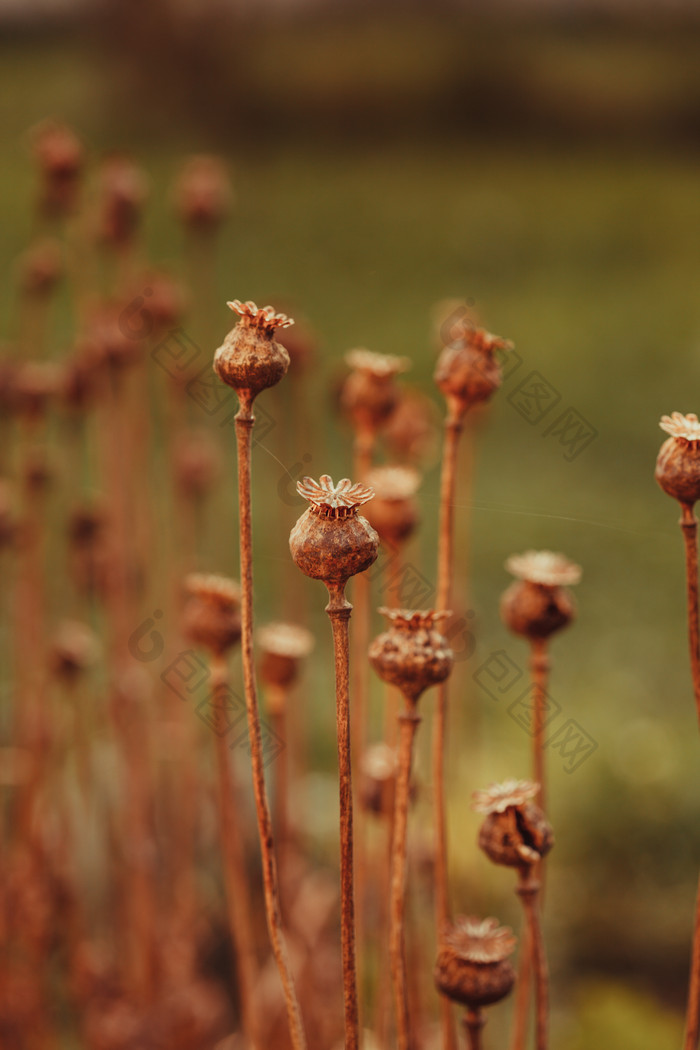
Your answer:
3;2;700;1046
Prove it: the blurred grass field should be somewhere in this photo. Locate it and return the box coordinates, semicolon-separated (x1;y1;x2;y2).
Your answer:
3;16;700;1046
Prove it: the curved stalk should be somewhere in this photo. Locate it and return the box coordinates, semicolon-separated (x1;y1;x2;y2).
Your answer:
210;654;261;1048
680;501;700;1049
433;412;463;1050
516;869;548;1050
389;708;420;1050
234;403;307;1050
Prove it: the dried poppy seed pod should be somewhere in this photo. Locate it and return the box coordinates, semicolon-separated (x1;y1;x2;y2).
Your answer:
258;622;315;692
50;621;100;681
363;465;420;548
382;386;440;466
500;549;581;641
289;475;379;595
213;299;292;410
341;349;411;443
473;780;553;870
359;742;398;817
17;239;63;299
175;430;222;500
174;154;232;234
434;916;517;1009
31;120;84;218
655;413;700;505
434;325;513;420
369;608;453;705
182;574;242;657
97;153;148;248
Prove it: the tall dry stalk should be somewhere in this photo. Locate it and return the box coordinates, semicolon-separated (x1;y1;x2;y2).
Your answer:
369;608;453;1050
654;413;700;1047
290;473;379;1050
214;299;307;1050
433;320;513;1050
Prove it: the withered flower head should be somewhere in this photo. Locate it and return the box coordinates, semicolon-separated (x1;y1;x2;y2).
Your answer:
174;154;232;233
369;608;453;704
50;621;101;680
213;299;292;408
359;742;398;817
182;573;242;656
656;412;700;505
289;474;379;590
473;779;553;869
434;324;513;420
97;153;149;248
500;550;580;641
434;916;516;1009
341;349;411;440
258;621;315;690
363;465;421;547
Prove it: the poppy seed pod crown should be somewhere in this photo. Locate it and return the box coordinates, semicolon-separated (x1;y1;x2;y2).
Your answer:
289;475;379;589
434;916;517;1009
473;780;553;870
213;299;292;407
655;413;700;506
434;325;513;419
369;608;453;704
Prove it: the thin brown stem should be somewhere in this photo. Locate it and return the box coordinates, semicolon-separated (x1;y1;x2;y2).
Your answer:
433;413;462;1050
684;873;700;1050
680;503;700;727
681;501;700;1049
463;1007;486;1050
530;638;550;814
210;653;261;1048
235;404;307;1050
517;869;548;1050
325;579;360;1050
511;639;551;1050
390;708;420;1050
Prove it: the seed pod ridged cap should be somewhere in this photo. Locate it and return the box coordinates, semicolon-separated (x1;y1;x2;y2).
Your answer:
289;475;379;588
655;413;700;505
434;916;517;1009
213;299;292;406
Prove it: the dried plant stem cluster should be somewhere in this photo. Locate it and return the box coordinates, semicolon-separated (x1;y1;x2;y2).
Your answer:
13;122;700;1050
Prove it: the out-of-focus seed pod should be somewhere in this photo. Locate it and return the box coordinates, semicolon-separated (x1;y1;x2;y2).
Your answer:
500;550;580;641
182;574;242;657
434;916;516;1009
369;608;453;705
473;779;553;870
